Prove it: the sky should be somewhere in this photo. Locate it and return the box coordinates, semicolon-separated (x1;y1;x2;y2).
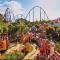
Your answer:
0;0;60;20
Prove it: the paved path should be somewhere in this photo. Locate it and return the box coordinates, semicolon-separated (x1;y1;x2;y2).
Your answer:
24;44;39;60
5;44;24;54
29;49;39;60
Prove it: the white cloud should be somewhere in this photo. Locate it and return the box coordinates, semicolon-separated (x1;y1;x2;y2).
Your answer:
0;1;23;19
0;0;59;21
34;0;60;20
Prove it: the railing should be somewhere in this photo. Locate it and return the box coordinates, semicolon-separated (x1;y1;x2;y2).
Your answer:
55;51;60;57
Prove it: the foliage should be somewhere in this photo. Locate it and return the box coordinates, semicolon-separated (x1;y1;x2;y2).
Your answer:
40;20;48;24
0;14;4;22
3;27;8;33
46;28;54;35
58;29;60;34
4;52;24;60
0;14;9;33
8;22;20;41
46;28;54;40
16;18;28;32
55;43;60;53
30;37;39;46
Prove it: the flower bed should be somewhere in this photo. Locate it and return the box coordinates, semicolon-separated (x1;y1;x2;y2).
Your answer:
0;51;24;60
55;43;60;53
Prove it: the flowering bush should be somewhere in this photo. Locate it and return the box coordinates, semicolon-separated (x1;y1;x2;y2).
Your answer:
1;52;24;60
55;43;60;53
39;38;50;56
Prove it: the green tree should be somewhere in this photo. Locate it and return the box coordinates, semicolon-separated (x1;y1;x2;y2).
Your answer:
0;14;4;33
0;14;4;22
16;18;28;32
8;22;20;41
3;27;8;33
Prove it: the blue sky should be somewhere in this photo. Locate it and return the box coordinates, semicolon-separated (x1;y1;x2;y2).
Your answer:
0;0;60;20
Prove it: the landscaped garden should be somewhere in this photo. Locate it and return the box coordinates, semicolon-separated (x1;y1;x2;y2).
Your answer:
0;13;60;60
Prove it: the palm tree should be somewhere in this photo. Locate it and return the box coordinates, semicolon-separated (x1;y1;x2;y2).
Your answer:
0;14;4;22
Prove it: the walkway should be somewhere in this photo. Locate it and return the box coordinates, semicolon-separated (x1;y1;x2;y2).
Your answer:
24;44;39;60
